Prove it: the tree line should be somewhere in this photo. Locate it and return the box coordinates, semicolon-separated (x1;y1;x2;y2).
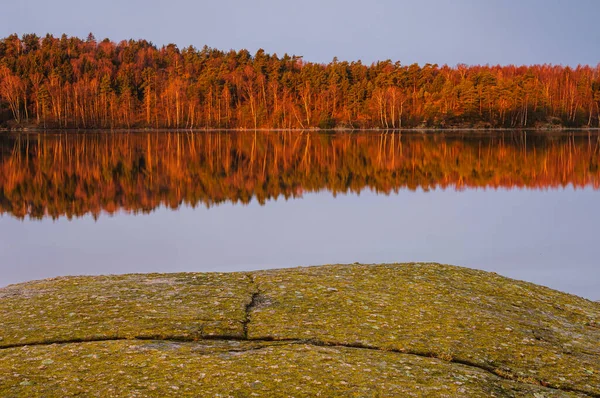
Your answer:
1;33;600;129
1;131;598;219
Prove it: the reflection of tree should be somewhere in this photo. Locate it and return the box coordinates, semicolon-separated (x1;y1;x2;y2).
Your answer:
0;132;599;219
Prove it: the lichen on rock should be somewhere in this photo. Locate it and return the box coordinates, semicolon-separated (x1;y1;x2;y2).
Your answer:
0;263;598;397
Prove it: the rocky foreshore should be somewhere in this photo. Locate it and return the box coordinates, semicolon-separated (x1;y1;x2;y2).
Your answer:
1;263;598;397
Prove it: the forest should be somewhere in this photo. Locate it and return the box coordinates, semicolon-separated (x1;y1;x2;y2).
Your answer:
1;132;598;219
1;33;600;129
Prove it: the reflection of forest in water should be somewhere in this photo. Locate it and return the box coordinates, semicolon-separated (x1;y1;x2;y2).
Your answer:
1;131;599;219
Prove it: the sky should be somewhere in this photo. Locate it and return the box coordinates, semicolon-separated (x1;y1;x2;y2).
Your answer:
1;0;599;67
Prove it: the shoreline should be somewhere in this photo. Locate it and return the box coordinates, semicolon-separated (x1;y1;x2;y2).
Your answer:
2;126;600;134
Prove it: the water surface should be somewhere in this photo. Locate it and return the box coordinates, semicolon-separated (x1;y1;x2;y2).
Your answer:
1;131;598;299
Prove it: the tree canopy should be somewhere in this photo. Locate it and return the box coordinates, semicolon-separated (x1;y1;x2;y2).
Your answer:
1;34;600;129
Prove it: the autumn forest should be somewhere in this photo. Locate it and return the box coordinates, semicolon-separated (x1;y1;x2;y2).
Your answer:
2;33;600;129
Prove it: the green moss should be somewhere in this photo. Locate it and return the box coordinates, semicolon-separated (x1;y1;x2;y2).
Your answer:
0;263;598;396
0;272;253;345
0;341;585;397
250;264;600;394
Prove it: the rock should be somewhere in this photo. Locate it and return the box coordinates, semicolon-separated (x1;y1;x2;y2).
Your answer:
0;263;598;397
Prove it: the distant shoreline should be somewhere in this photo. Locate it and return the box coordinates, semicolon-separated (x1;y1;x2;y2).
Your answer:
2;126;600;133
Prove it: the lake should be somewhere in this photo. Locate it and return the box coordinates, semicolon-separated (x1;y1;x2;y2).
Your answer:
0;130;598;300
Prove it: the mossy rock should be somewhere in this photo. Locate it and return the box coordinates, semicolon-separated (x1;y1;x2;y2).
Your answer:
1;263;598;397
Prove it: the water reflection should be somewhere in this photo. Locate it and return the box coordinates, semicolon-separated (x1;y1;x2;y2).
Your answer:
1;131;599;299
1;131;599;219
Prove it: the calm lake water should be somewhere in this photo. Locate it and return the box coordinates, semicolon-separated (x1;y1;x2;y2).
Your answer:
1;131;599;300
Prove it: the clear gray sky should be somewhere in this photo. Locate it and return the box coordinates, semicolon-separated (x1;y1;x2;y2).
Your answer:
1;0;599;66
